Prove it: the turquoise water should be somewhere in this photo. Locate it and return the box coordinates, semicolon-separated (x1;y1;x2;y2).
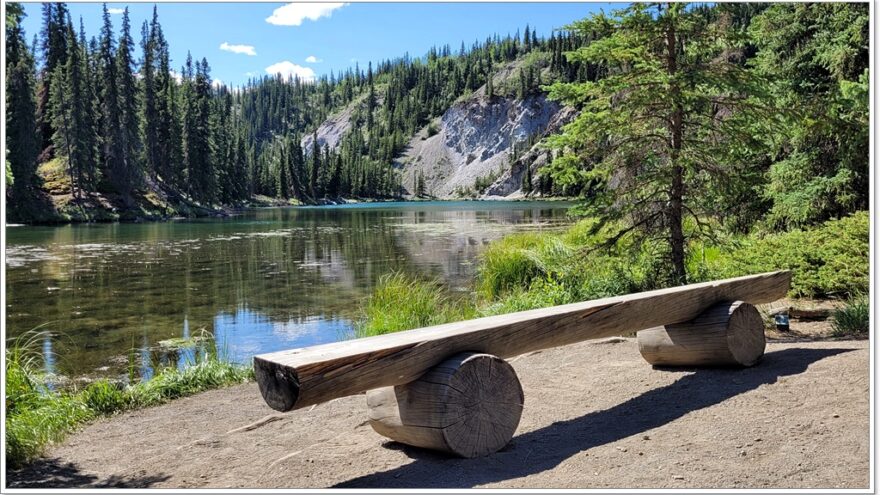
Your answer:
5;201;573;380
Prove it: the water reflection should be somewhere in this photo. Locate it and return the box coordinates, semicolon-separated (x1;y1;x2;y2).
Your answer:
6;201;572;381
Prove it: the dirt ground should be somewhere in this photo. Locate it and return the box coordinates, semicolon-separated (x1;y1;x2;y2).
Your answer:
7;321;870;490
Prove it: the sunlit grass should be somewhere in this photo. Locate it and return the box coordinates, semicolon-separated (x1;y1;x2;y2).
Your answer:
830;294;870;337
354;273;477;337
5;329;253;468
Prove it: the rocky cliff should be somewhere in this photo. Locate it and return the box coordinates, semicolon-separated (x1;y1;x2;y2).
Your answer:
395;94;574;198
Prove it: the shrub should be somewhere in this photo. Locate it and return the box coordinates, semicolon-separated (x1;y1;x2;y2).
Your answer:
710;212;869;298
830;295;870;337
81;380;128;415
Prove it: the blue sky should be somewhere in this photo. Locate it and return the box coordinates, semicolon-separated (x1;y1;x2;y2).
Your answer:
19;2;616;87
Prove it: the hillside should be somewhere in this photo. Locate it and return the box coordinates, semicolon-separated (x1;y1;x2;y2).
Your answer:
395;93;574;198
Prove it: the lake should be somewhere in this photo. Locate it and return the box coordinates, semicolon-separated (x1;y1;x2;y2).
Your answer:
5;201;573;382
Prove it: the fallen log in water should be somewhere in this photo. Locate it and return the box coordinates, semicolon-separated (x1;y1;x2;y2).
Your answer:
254;271;791;412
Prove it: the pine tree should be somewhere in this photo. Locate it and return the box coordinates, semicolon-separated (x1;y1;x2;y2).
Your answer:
114;7;141;195
486;71;494;99
5;2;40;192
309;132;320;199
97;3;122;188
140;9;160;180
36;2;69;158
49;16;93;198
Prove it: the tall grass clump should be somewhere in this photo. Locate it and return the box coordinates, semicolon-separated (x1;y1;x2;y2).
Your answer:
355;273;476;337
5;330;252;468
830;295;870;337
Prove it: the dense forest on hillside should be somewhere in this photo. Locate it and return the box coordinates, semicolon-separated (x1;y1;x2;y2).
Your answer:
5;2;596;221
4;2;869;234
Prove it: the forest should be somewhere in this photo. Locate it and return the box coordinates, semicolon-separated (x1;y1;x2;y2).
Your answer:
5;2;596;219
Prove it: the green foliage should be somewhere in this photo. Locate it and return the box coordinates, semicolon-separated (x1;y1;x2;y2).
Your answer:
830;295;869;337
473;168;501;194
80;380;127;415
355;273;475;337
6;394;94;469
545;3;775;284
749;3;869;230
710;212;869;298
5;2;39;192
358;210;869;340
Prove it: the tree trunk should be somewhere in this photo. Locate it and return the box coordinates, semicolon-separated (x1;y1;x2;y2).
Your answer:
665;4;686;285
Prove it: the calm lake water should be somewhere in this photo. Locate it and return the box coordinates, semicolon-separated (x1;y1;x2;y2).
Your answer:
6;201;573;381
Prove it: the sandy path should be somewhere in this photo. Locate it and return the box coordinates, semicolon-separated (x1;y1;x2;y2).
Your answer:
7;338;869;489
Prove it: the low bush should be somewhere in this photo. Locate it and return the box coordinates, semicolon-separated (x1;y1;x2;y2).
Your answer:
710;212;869;298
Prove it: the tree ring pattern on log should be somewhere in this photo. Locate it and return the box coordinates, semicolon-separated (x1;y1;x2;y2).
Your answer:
440;353;524;457
725;300;766;366
367;352;524;458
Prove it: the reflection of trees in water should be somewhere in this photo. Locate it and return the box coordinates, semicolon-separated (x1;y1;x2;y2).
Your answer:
6;204;571;378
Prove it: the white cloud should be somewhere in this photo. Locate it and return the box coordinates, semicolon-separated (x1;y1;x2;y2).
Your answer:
220;42;257;56
265;61;316;82
305;55;322;63
212;78;224;88
107;7;124;15
266;3;347;26
169;70;183;84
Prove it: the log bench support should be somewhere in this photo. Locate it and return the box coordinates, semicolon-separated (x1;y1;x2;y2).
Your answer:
366;352;523;458
367;300;766;457
637;300;765;367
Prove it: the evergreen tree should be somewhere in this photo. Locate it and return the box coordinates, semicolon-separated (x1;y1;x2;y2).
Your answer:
97;3;122;188
114;7;141;195
5;3;40;192
140;9;160;180
546;3;773;284
5;3;40;198
749;3;869;229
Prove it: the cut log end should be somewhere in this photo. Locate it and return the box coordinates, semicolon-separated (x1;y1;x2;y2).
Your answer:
367;352;524;458
637;300;766;367
254;357;301;412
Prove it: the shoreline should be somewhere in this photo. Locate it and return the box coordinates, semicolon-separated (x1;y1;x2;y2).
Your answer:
6;195;577;226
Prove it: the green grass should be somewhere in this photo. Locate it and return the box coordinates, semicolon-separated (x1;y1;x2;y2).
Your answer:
830;295;870;337
5;331;253;468
354;273;476;337
357;211;869;339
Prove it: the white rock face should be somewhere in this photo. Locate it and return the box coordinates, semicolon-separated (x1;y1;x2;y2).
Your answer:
396;94;573;198
300;104;354;153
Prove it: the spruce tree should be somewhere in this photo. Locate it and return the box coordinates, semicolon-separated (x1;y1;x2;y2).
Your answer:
97;3;122;188
5;2;40;192
546;3;773;284
114;7;141;195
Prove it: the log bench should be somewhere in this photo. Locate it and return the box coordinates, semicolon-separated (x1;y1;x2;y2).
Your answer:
254;271;790;457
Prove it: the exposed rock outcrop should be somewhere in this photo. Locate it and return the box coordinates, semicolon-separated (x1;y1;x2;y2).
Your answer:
396;94;574;198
